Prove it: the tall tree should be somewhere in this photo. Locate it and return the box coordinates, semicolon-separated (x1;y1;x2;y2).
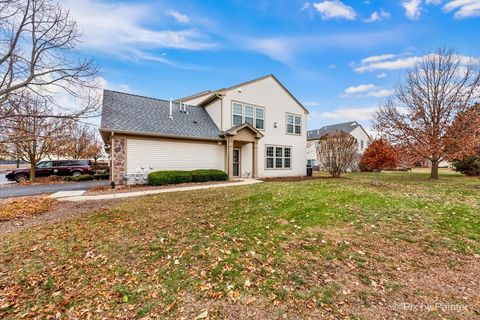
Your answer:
316;131;358;177
0;0;99;124
4;93;66;180
375;48;480;179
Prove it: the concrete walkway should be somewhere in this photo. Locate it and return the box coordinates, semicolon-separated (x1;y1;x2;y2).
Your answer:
56;179;263;202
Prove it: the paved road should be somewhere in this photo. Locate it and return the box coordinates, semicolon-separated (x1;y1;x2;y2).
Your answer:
0;180;110;198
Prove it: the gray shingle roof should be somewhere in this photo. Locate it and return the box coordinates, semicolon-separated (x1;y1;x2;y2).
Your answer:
100;90;222;140
307;121;360;140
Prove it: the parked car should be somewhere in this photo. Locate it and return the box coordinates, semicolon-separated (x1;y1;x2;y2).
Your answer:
5;160;95;183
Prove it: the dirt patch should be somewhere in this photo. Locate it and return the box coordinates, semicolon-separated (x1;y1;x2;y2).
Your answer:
0;199;122;235
85;179;240;195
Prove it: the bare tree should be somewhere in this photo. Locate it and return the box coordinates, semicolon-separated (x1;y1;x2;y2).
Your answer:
316;131;358;177
375;48;480;179
4;93;67;180
0;0;99;123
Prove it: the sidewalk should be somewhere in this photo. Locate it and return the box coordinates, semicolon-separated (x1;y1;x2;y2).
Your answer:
55;179;263;202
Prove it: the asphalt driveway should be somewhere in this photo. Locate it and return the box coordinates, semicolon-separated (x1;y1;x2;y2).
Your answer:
0;180;109;198
0;173;15;186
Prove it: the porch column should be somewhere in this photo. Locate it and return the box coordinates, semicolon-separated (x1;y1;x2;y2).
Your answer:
252;140;258;178
227;137;234;178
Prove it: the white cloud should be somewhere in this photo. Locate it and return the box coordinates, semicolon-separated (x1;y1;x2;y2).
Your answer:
426;0;442;4
60;0;216;65
376;72;387;78
244;30;404;65
244;37;295;64
353;52;477;72
165;9;190;24
443;0;480;18
301;2;311;11
354;57;422;72
363;9;391;22
360;54;398;64
344;84;376;94
320;106;379;120
312;1;357;20
402;0;422;20
303;101;320;107
342;84;393;97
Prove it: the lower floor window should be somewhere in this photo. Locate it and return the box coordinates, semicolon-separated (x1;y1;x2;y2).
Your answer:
266;146;291;169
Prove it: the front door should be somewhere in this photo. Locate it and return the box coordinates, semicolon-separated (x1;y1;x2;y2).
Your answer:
233;148;240;177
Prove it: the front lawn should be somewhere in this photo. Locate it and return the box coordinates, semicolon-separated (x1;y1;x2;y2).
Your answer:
0;171;479;319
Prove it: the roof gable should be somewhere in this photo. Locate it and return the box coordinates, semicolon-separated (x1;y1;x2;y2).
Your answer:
181;74;309;114
307;121;363;140
221;123;264;139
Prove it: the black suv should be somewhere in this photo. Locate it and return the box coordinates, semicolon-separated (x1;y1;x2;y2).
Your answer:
5;160;95;183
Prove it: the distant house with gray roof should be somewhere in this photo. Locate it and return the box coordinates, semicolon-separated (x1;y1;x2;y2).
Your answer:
100;74;309;184
306;121;371;167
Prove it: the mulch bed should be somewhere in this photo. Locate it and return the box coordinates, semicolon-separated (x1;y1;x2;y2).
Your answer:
260;175;345;182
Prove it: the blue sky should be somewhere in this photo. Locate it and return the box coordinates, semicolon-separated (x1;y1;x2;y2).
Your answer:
61;0;480;131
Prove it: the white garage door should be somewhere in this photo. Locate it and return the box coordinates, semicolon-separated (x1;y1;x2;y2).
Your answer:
126;137;225;175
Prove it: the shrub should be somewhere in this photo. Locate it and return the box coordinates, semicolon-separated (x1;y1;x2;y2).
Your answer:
64;173;110;182
93;173;110;180
360;139;399;172
148;170;193;186
316;132;358;177
148;169;228;186
191;169;228;182
452;156;480;176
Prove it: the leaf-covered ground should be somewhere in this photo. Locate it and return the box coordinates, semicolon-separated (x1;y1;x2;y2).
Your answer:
0;170;479;319
0;196;56;221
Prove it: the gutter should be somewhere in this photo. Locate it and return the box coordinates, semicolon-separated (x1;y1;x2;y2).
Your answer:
99;128;225;142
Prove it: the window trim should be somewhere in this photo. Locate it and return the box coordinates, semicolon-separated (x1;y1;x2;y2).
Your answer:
231;100;265;131
285;112;302;136
265;144;292;170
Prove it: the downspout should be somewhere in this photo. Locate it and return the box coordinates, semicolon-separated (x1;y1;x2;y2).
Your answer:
219;93;224;131
110;131;114;182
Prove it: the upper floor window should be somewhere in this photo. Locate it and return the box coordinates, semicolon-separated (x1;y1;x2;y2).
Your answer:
232;102;264;130
286;113;301;135
360;140;364;150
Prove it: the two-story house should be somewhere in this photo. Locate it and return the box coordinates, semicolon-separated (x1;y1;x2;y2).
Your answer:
306;121;371;167
100;74;309;184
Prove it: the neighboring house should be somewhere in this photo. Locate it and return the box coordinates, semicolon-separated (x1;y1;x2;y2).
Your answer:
306;121;371;167
100;74;309;184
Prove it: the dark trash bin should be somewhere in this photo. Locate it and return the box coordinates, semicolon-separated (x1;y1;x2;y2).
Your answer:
306;166;313;176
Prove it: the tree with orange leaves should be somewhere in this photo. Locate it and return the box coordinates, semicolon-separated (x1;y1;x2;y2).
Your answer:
444;104;480;161
360;139;399;172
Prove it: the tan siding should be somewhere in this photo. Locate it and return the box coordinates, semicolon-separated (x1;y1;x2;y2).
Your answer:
126;137;225;176
204;99;222;130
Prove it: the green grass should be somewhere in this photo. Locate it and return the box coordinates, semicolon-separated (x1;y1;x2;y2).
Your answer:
0;170;478;319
